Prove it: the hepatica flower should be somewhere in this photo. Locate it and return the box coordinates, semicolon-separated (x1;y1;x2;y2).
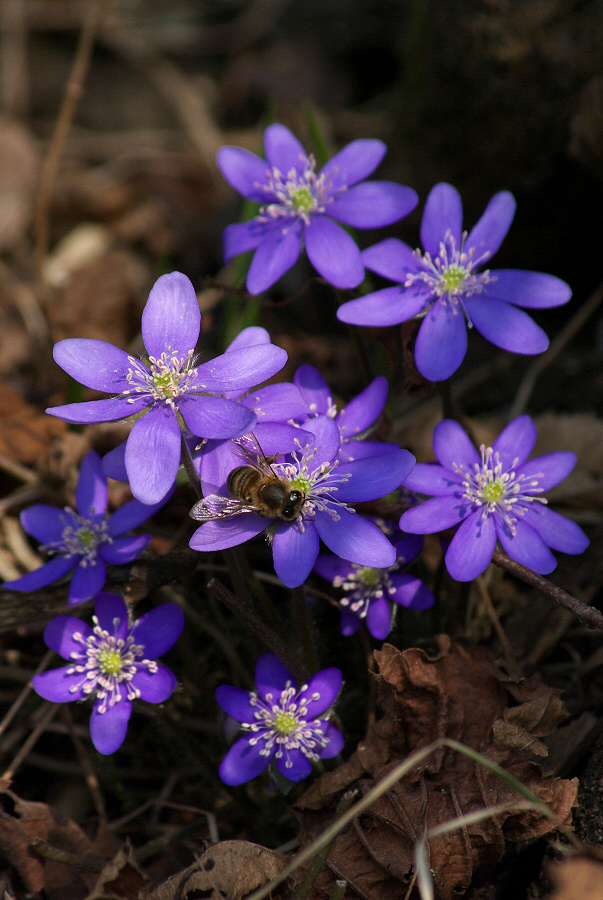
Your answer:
314;526;434;639
218;123;418;294
190;416;415;588
216;652;344;785
293;364;397;461
338;183;572;381
3;451;162;605
32;592;184;754
46;272;287;504
400;416;589;581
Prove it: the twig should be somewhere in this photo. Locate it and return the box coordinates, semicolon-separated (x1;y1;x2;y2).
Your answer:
510;278;603;419
30;838;105;872
2;701;59;781
34;0;115;285
61;706;107;822
492;548;603;630
0;649;54;740
474;575;520;676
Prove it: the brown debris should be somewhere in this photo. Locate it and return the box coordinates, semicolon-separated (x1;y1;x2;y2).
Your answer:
549;853;603;900
294;637;578;900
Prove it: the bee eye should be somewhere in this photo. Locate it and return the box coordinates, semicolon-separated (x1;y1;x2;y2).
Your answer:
289;491;303;502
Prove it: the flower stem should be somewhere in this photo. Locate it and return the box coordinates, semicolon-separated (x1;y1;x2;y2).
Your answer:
180;432;202;500
290;585;317;678
492;549;603;631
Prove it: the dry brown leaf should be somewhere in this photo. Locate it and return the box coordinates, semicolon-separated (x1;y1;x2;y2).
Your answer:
85;843;149;900
147;840;286;900
549;854;603;900
0;384;66;465
294;637;578;900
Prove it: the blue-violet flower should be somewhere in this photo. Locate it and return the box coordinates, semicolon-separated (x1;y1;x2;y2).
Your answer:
46;272;287;504
218;123;418;294
337;183;572;381
399;415;589;581
216;652;344;785
314;524;434;639
190;416;416;588
32;592;184;754
3;451;163;605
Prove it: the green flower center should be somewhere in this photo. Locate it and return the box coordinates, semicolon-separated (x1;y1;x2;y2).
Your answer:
439;263;467;295
97;648;123;676
273;710;298;735
290;184;315;213
482;480;505;503
357;566;380;587
76;527;99;551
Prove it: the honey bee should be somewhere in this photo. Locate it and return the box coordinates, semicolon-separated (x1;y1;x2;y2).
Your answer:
190;437;306;524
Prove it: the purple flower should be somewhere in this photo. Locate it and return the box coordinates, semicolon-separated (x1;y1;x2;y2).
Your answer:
314;524;434;639
189;416;416;588
218;123;418;294
337;183;572;381
46;272;288;504
32;592;184;754
399;416;589;581
293;364;398;461
3;452;163;605
216;652;344;785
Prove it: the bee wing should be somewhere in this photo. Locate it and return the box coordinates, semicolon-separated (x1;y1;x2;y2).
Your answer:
190;494;259;522
232;432;279;476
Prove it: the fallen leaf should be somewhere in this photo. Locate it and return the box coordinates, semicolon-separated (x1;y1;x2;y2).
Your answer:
85;843;149;900
0;384;66;465
0;117;40;250
147;840;286;900
294;637;578;900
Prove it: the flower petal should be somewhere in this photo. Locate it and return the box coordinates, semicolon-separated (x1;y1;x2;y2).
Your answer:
399;495;469;534
315;508;395;567
466;191;516;259
521;505;589;554
98;534;151;565
20;505;70;544
463;296;549;355
335;449;416;502
294;364;332;416
133;603;185;658
320;138;386;190
255;652;294;696
317;721;345;759
337;285;427;327
313;553;353;583
486;270;572;309
402;462;463;496
445;510;497;581
90;697;132;755
276;748;312;782
495;516;557;574
366;597;393;639
131;663;176;703
52;339;132;392
226;326;271;351
142;272;200;360
414;302;468;381
515;451;576;491
215;685;257;723
299;668;342;717
180;396;255;440
337;376;387;437
304;216;364;288
328;182;418;228
33;668;85;702
390;573;435;610
101;443;128;482
189;514;268;551
2;555;77;592
195;344;288;392
76;451;107;519
46;397;148;425
433;419;481;469
219;734;271;785
247;221;303;294
362;238;419;282
303;414;341;463
217;146;271;202
125;406;181;505
107;495;169;537
244;383;308;421
492;415;537;469
340;608;362;636
223;219;277;260
338;439;400;462
67;559;107;606
94;592;128;637
420;183;463;257
272;521;320;587
44;615;93;659
264;124;307;173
